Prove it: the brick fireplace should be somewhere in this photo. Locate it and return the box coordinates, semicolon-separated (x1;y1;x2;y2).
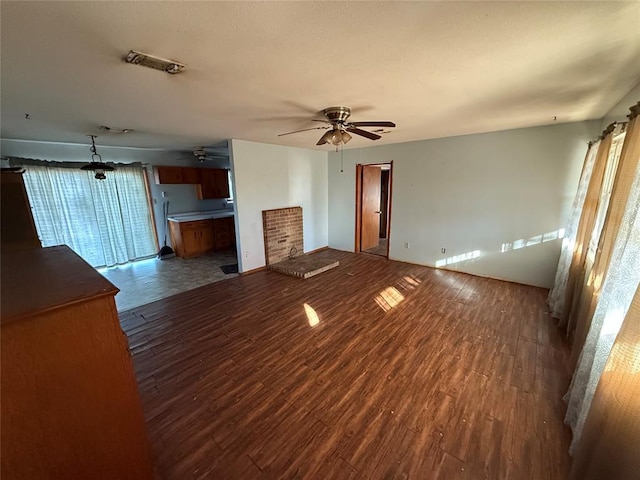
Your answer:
262;207;303;266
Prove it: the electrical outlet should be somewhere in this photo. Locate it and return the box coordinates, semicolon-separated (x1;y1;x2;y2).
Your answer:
441;248;446;254
404;242;410;249
244;251;249;259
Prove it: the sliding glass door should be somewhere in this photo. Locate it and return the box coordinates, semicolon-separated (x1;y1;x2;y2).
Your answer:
23;164;157;267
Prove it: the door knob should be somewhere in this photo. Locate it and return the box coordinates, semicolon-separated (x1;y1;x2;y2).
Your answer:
375;211;382;214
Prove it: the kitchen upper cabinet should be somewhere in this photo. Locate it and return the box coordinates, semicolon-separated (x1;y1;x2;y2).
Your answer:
181;167;202;185
153;166;202;185
215;170;230;198
197;169;229;200
154;166;184;184
155;167;229;199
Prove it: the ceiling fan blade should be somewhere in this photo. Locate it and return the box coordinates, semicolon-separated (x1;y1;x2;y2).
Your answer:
346;127;382;141
280;100;324;116
348;121;396;128
278;126;330;137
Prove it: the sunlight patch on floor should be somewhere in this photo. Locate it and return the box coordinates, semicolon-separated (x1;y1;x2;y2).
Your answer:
375;286;405;312
303;303;320;327
402;275;421;288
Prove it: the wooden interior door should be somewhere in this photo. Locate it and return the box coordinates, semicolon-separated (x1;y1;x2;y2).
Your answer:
361;165;382;250
379;169;390;238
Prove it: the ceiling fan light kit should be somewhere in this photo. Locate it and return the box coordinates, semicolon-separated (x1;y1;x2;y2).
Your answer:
279;106;396;147
318;129;353;146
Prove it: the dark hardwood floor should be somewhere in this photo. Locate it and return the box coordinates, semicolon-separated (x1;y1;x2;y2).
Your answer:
120;249;573;479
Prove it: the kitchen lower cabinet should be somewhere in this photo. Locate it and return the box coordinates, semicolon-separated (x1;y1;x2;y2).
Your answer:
169;217;235;258
169;219;214;258
213;217;235;250
199;222;215;251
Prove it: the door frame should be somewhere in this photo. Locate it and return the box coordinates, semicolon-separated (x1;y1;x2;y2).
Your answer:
355;161;393;257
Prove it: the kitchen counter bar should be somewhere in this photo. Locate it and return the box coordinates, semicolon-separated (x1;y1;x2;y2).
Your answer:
167;209;234;222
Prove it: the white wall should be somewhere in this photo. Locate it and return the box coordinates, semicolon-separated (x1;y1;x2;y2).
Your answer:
328;120;600;288
0;139;230;248
230;139;328;272
600;81;640;128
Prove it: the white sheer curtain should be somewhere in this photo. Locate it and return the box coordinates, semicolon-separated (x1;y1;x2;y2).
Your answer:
564;158;640;454
23;163;157;267
548;140;601;318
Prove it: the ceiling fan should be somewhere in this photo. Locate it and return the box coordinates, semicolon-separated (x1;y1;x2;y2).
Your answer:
278;106;396;146
176;143;230;163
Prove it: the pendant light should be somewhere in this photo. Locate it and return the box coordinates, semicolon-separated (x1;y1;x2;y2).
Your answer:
81;135;115;180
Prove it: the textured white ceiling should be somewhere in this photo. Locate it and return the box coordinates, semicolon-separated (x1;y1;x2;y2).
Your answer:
1;1;639;150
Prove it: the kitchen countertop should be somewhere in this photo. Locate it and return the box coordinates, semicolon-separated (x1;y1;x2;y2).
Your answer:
167;209;235;222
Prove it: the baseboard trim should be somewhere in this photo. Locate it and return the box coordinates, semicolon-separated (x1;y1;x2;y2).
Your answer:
240;265;267;276
305;246;329;255
240;246;329;276
388;256;549;290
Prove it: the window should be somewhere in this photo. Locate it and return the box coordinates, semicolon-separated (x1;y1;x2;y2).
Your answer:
587;131;626;260
23;164;158;268
226;171;234;204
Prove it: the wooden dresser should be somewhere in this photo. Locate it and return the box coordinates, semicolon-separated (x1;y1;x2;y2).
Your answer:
0;246;153;479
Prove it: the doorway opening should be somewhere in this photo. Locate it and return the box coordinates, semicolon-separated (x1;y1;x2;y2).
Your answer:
355;162;393;258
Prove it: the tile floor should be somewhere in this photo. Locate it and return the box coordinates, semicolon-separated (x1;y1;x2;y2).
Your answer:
98;250;239;311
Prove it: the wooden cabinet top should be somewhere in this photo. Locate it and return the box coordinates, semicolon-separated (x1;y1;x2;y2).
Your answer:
1;245;118;325
154;166;228;184
175;219;213;230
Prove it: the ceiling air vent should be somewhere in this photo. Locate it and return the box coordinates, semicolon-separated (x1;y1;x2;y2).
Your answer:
124;50;185;74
